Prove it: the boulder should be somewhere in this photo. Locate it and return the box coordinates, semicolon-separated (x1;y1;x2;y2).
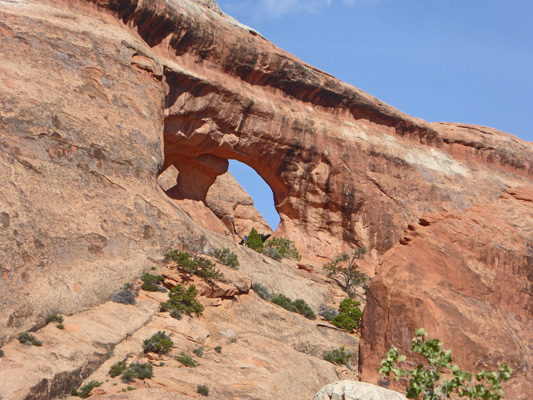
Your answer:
313;381;407;400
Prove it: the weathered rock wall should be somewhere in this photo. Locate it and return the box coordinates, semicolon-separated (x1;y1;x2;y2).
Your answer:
0;0;532;397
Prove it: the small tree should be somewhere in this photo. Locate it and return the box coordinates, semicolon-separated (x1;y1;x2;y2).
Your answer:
323;247;370;298
379;328;513;400
160;284;204;319
331;298;362;332
246;228;264;253
264;237;301;260
211;248;239;269
165;250;222;283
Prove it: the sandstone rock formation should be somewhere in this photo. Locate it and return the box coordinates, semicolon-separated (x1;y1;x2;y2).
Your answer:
0;0;532;398
314;380;407;400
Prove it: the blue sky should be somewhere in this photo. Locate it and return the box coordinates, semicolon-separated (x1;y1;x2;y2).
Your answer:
221;0;533;229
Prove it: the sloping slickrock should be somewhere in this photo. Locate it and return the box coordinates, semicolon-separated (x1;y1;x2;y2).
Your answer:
313;380;407;400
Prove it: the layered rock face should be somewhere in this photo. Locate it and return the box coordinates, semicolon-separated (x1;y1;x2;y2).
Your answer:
0;0;532;398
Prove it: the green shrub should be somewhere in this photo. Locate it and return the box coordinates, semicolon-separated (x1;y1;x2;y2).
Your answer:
177;352;197;367
0;349;4;357
57;323;65;330
143;331;173;354
271;294;316;320
245;228;264;253
380;328;513;400
122;362;153;382
264;237;301;260
197;384;209;396
193;347;204;357
109;360;127;378
331;298;362;332
18;332;42;346
46;314;64;324
141;271;164;291
165;250;222;282
72;381;101;398
263;246;282;261
211;247;239;269
323;346;352;365
112;285;137;305
214;346;222;353
160;284;204;320
253;283;271;301
323;247;370;298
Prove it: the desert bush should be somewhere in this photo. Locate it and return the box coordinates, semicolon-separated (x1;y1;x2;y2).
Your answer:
143;331;173;355
122;362;153;382
0;349;4;357
264;237;301;260
331;298;362;332
177;352;197;367
245;228;264;253
214;346;222;354
71;381;101;398
253;283;271;301
109;360;127;378
318;305;339;321
197;384;209;396
323;247;370;298
263;246;282;261
165;250;222;282
141;271;164;292
211;247;239;269
18;332;42;346
193;347;204;357
271;294;316;320
46;314;64;324
323;346;352;365
380;328;512;400
160;284;204;320
57;323;65;330
112;285;137;305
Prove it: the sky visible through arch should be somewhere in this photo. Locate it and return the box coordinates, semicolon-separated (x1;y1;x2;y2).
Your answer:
220;0;533;229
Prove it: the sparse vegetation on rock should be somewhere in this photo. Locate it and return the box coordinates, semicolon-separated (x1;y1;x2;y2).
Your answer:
253;283;271;301
331;298;362;332
323;346;352;366
165;250;222;282
214;346;222;354
323;247;370;298
264;237;301;261
71;380;101;398
143;331;173;355
379;328;513;400
18;332;42;346
177;352;197;367
112;284;137;305
0;349;4;357
122;362;153;382
160;284;204;320
245;228;264;253
211;247;239;269
193;347;204;357
197;384;209;396
109;360;127;378
271;293;316;320
141;271;164;291
46;314;64;324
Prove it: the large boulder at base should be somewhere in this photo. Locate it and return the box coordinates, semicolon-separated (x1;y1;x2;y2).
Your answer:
313;381;407;400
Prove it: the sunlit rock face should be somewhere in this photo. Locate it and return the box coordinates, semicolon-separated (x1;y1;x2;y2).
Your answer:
0;0;532;397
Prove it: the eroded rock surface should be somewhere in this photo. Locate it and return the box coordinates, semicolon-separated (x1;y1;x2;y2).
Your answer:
314;380;407;400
